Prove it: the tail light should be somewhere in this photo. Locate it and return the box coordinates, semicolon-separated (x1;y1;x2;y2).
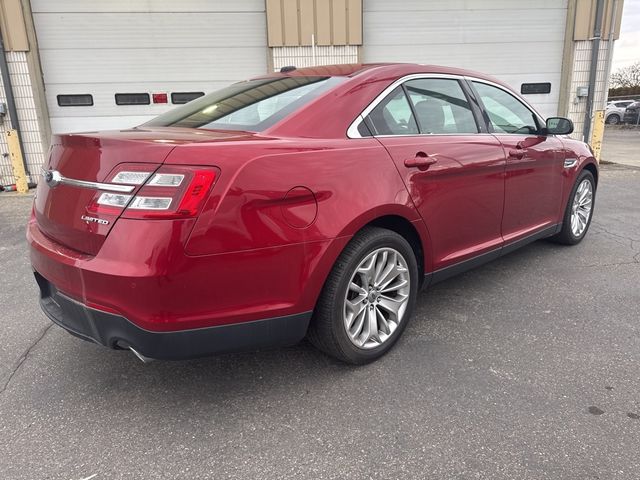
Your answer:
87;164;217;219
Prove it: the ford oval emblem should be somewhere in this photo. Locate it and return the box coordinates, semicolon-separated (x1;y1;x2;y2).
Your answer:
43;170;61;188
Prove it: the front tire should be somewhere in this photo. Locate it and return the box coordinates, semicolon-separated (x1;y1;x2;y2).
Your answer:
308;226;419;364
551;170;596;245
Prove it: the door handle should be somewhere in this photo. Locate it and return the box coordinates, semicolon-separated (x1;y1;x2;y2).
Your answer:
508;143;526;159
404;152;438;169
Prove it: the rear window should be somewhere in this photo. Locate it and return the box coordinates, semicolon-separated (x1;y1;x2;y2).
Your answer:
144;76;344;131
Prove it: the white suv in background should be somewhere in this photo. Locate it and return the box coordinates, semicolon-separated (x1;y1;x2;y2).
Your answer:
605;100;634;124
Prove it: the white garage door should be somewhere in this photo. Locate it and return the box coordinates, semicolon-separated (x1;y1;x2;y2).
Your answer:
363;0;568;118
32;0;268;134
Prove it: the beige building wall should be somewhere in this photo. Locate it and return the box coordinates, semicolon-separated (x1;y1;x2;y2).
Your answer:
0;0;48;186
266;0;362;71
566;40;613;141
562;0;623;141
272;45;358;71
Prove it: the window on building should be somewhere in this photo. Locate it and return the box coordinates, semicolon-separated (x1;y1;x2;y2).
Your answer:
171;92;205;104
115;93;151;105
57;94;93;107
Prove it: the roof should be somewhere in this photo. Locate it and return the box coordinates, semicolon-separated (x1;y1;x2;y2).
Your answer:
253;63;508;88
253;63;390;79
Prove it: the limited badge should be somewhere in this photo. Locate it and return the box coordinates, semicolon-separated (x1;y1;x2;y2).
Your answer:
80;215;109;225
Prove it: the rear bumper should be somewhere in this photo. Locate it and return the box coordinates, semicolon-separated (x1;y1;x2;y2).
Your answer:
36;272;311;360
623;112;639;124
27;216;341;332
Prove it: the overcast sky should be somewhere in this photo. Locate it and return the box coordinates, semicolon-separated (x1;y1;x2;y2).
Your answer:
612;0;640;71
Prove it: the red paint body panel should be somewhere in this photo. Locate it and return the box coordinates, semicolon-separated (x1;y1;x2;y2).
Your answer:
29;214;350;331
177;137;416;255
497;134;565;242
375;135;506;269
28;63;598;341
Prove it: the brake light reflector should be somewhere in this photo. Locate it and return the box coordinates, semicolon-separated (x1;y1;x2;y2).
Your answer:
128;196;172;210
85;164;218;219
111;171;151;184
121;166;217;219
97;193;132;208
146;173;184;187
173;170;216;216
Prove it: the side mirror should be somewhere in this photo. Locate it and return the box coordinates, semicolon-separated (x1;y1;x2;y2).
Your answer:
546;117;573;135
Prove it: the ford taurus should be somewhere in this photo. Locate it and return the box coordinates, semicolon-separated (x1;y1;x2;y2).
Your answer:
28;63;597;364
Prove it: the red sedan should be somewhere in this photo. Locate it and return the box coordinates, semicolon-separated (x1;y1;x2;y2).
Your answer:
28;64;597;364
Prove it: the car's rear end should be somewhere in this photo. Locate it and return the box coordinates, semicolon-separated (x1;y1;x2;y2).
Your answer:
623;102;640;125
28;127;316;360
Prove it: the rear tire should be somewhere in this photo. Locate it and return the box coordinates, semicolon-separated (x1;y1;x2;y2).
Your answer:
605;114;620;125
308;227;419;364
551;170;596;245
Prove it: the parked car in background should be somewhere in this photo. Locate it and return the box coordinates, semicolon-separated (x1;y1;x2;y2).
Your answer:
28;63;598;364
623;101;640;125
605;100;635;124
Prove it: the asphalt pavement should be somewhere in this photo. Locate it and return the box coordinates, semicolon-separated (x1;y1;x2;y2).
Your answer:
1;164;639;479
601;126;640;167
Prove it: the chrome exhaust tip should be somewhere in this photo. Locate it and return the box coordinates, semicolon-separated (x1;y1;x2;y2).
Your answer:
129;346;154;364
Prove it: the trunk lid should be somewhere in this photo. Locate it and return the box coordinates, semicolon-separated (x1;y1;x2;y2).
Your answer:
34;128;235;255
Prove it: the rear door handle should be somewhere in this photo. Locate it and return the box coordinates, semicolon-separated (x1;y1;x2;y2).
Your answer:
404;152;438;169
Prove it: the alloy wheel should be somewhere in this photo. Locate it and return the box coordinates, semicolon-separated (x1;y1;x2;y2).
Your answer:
570;179;593;237
343;247;410;349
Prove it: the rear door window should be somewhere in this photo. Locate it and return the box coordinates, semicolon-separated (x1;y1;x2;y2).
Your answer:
404;78;478;134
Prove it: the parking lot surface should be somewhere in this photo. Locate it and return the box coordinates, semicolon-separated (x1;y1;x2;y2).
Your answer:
1;165;639;479
601;126;640;167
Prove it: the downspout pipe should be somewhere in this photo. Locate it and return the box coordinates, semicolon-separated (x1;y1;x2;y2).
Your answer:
0;28;30;177
583;0;605;142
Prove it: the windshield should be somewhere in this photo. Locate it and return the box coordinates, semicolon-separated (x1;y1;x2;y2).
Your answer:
144;76;344;132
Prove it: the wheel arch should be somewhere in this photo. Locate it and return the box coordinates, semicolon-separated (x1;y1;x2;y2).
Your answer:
366;215;426;281
334;203;432;273
582;161;599;186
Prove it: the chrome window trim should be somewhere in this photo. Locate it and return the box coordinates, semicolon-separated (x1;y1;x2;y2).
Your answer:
41;169;136;193
346;73;545;139
368;132;497;138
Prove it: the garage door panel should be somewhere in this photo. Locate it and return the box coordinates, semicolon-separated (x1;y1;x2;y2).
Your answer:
363;0;567;116
34;12;267;49
49;115;156;134
364;0;567;11
31;0;265;13
364;11;566;45
35;0;267;134
45;82;231;119
363;44;562;116
39;47;265;85
363;43;561;76
496;73;562;118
